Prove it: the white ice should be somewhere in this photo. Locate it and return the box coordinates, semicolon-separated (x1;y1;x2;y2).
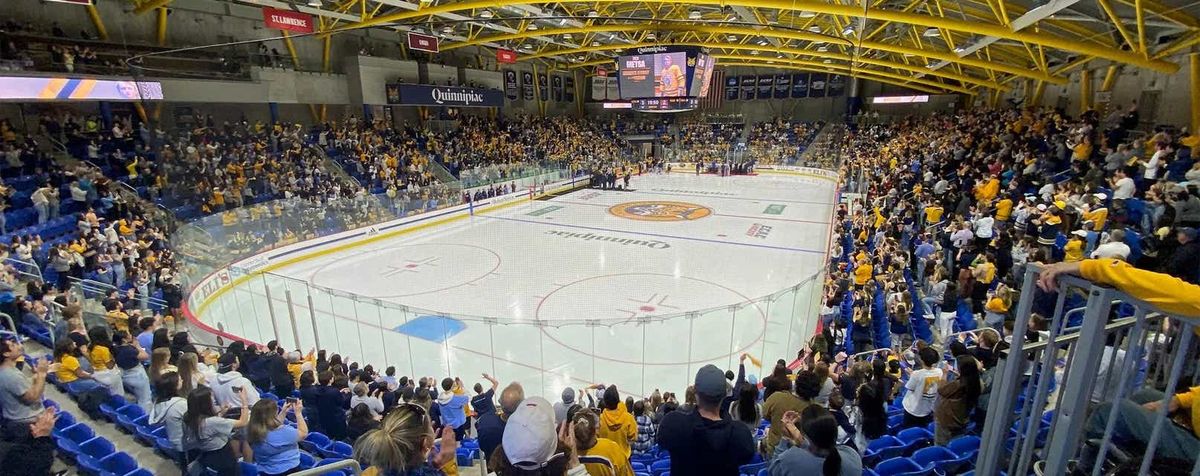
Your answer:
206;172;838;399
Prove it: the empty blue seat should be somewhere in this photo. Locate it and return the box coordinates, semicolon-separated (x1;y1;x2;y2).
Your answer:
115;405;147;433
55;423;96;461
77;437;117;474
86;451;138;476
739;462;766;475
154;436;182;462
298;452;316;470
134;423;164;446
52;411;77;433
324;441;353;459
910;446;957;471
946;435;981;458
896;427;933;455
864;436;904;467
650;459;671;476
99;394;129;421
874;456;927;476
300;431;332;454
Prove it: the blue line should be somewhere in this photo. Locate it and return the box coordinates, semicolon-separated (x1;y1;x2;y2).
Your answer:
482;215;826;254
640;189;836;206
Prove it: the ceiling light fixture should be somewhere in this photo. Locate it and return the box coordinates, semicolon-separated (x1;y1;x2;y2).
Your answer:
823;59;832;63
587;9;599;17
562;33;572;39
307;0;321;7
646;32;657;40
922;27;940;37
727;35;738;41
817;46;828;52
688;10;702;19
808;26;821;33
757;39;768;45
842;26;854;36
751;50;760;54
479;10;493;19
592;41;600;46
798;11;817;18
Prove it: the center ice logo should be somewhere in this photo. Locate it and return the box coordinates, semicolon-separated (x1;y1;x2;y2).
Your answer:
608;201;712;222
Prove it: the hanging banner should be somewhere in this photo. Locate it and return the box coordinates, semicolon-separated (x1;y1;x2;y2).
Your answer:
552;75;564;102
740;76;756;100
725;75;740;101
792;73;809;98
810;73;828;98
757;75;774;99
605;76;620;100
774;74;790;99
496;49;517;64
564;76;575;102
384;84;504;107
521;71;534;101
537;73;548;101
262;7;315;34
591;77;606;100
406;32;439;53
828;74;846;97
503;70;518;100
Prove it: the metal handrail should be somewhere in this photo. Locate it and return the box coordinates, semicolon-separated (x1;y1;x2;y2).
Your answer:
290;459;362;476
4;257;44;282
69;277;169;307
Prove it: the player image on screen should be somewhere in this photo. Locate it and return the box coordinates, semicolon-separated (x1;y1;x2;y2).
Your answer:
655;53;687;97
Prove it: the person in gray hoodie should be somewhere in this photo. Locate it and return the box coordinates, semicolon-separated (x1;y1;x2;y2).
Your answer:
210;352;260;417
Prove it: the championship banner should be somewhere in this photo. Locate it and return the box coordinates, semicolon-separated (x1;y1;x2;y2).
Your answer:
605;76;620;100
810;73;828;98
725;75;740;101
551;75;564;102
537;73;548;101
384;84;504;107
521;71;535;101
757;75;774;99
740;76;756;100
828;74;846;97
564;76;575;102
504;70;518;100
262;7;315;34
792;73;809;98
591;77;606;100
774;74;790;99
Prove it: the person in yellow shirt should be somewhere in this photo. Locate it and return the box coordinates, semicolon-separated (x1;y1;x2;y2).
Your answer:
995;196;1013;224
925;203;945;226
597;386;637;458
854;258;874;288
657;55;686;96
1082;193;1108;231
974;175;1000;204
53;338;105;394
983;284;1010;330
572;409;635;476
1038;258;1200;317
1064;230;1087;262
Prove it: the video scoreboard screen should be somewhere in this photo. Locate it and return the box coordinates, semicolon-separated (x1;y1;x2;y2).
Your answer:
617;47;715;101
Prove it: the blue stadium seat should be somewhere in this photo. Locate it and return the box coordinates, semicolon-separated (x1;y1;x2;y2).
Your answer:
896;427;933;455
300;431;332;454
55;423;96;462
316;458;353;476
134;423;164;446
874;456;927;476
910;446;957;472
52;411;77;435
298;452;317;470
91;451;138;476
154;435;182;462
946;435;981;458
323;441;353;459
864;436;904;467
99;394;130;422
739;462;766;475
76;437;117;474
650;459;671;476
115;405;147;433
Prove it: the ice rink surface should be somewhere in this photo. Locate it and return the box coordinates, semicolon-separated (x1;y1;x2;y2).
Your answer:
217;172;838;398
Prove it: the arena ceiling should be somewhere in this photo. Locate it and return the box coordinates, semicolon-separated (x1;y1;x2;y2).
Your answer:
137;0;1200;95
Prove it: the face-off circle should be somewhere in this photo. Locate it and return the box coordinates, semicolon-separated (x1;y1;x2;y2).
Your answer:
535;273;766;365
309;243;501;298
608;201;713;221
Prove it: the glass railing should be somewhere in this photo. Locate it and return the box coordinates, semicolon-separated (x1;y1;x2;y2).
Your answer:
174;161;841;399
459;162;575;190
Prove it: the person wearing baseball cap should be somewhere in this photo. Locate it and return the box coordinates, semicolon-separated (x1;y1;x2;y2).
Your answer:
657;365;755;476
491;396;587;475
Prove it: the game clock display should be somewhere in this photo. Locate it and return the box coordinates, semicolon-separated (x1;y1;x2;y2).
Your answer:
631;97;698;112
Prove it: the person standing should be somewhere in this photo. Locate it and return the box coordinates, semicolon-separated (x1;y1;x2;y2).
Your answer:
657;365;755;476
901;347;944;429
597;385;637;459
0;335;51;443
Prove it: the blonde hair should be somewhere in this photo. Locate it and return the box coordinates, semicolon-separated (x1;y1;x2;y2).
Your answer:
353;406;431;473
246;398;281;445
149;348;171;381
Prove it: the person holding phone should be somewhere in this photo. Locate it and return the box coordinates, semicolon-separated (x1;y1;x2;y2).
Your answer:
247;397;309;476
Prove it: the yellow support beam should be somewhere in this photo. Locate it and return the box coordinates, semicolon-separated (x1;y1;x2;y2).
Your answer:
282;32;302;69
1097;0;1137;52
445;24;1062;84
133;0;172;15
520;41;1008;90
1080;67;1092;114
155;8;168;46
329;0;1180;73
1101;65;1120;92
85;5;107;41
1117;0;1199;28
1136;0;1147;55
1192;53;1200;133
1032;80;1046;107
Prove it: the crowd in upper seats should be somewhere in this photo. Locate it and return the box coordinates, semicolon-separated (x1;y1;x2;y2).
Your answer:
674;119;745;164
745;119;823;165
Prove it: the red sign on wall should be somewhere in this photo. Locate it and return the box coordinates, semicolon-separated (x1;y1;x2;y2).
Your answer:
262;8;314;34
596;67;607;77
407;32;440;53
496;49;517;64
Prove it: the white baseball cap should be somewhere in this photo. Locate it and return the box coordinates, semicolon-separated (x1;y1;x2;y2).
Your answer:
1071;230;1088;237
1091;242;1131;260
501;397;560;469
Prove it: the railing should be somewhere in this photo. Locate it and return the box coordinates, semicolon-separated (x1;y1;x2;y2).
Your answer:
5;257;44;283
291;459;362;476
976;263;1200;476
176;166;842;400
